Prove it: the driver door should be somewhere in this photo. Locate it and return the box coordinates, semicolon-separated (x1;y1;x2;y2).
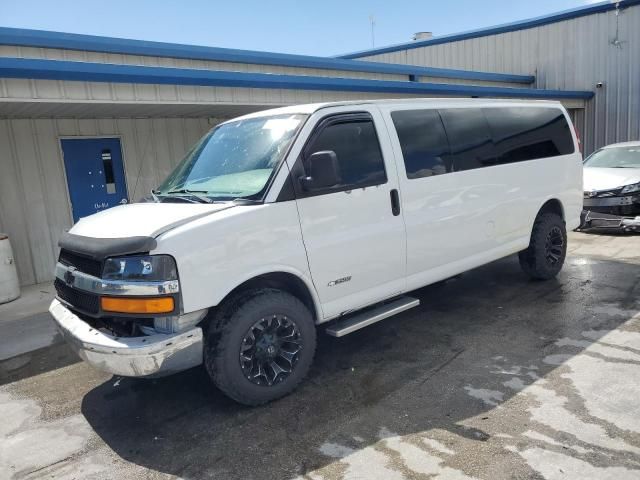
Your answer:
290;108;407;319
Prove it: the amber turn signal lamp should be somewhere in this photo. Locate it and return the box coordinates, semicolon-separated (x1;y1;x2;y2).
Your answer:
100;296;174;314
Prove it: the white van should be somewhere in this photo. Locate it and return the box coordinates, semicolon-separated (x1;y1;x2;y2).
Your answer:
50;99;582;405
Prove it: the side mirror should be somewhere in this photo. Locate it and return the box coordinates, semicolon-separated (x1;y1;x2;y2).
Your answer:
299;150;341;191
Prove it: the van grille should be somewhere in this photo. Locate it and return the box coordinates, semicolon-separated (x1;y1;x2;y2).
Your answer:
59;249;102;278
54;278;100;315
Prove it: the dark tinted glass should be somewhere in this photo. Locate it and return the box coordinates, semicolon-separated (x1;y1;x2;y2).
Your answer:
306;119;386;188
438;108;497;172
483;107;574;164
391;110;451;179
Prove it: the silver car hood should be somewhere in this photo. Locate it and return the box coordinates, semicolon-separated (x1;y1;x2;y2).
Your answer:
583;167;640;192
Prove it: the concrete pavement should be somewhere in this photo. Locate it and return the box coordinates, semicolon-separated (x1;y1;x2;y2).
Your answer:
0;231;639;479
0;282;58;362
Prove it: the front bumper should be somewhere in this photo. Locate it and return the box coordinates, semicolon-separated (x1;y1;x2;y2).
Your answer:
580;209;640;232
49;299;203;377
583;194;640;217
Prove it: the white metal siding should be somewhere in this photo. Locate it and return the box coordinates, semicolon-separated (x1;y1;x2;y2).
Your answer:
0;45;407;81
0;44;532;111
0;117;211;285
357;5;640;154
0;44;532;88
0;77;442;110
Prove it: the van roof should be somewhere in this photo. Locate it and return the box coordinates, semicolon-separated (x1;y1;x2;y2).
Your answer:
230;98;564;122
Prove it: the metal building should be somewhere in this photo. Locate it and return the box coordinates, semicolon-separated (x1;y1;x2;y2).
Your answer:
340;0;640;156
0;3;621;288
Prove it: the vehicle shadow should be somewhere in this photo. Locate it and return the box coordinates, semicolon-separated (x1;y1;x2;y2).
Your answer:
81;254;640;479
0;342;80;386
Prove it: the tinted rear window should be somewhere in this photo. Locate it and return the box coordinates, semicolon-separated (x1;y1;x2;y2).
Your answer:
391;109;451;179
393;107;575;178
438;108;497;172
483;107;575;164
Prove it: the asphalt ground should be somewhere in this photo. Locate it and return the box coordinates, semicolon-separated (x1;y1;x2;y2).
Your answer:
1;231;639;479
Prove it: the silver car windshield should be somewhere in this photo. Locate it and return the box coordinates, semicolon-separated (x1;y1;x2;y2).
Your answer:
584;146;640;168
157;114;307;200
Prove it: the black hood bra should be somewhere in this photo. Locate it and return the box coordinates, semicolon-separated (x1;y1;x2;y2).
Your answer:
58;232;157;260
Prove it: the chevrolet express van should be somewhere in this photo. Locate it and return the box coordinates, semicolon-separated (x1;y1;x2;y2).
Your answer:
50;99;582;405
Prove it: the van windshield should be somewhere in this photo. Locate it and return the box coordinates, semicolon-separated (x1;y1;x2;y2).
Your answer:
157;114;306;200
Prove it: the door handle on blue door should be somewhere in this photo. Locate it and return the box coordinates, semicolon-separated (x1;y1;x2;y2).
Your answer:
390;189;400;216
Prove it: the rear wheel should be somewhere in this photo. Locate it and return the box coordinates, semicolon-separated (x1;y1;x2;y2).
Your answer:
519;212;567;280
204;289;316;406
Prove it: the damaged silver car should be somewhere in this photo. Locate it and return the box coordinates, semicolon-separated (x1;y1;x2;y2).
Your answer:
581;141;640;232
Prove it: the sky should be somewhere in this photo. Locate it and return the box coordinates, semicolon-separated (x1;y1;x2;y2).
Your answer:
1;0;603;57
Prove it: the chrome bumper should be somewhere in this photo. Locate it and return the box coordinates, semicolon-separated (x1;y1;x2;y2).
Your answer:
49;299;203;377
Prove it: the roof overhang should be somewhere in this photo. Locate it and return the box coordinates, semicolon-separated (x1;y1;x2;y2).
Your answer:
0;98;273;118
0;96;587;120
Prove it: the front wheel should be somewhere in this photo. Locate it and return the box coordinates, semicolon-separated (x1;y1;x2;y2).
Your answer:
204;289;316;406
518;212;567;280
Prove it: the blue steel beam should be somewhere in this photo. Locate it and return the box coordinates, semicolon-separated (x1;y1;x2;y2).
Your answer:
0;57;593;99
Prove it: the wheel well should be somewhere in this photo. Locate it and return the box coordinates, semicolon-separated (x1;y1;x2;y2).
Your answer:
538;199;564;220
216;272;317;322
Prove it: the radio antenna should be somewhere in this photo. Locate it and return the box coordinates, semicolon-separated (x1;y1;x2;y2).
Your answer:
369;15;376;47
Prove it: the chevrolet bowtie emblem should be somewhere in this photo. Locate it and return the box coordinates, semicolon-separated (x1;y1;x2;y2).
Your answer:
64;267;76;286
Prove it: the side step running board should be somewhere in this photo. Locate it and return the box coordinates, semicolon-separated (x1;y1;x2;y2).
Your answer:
326;296;420;337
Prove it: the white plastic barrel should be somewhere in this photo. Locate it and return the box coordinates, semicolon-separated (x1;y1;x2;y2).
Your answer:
0;234;20;304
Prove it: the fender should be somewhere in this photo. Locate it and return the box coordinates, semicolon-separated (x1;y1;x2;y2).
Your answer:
213;264;324;323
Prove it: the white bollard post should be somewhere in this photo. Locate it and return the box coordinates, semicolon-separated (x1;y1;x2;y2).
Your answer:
0;234;20;304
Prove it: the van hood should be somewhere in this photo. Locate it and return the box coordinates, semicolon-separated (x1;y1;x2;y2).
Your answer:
69;202;234;239
583;167;640;192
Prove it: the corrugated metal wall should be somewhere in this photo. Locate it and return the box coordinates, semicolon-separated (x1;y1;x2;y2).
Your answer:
0;44;525;87
0;43;534;113
0;75;439;116
357;4;640;154
0;117;211;285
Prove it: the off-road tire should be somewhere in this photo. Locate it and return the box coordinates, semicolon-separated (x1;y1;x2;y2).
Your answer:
518;212;567;280
204;288;316;406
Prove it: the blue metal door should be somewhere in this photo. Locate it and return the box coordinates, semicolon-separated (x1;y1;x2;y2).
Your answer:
61;138;129;222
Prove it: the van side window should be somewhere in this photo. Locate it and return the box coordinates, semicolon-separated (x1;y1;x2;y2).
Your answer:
305;118;387;190
438;108;497;172
391;110;451;179
483;107;575;163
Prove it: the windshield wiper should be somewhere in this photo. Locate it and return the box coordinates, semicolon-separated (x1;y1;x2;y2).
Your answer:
166;189;214;204
232;198;262;205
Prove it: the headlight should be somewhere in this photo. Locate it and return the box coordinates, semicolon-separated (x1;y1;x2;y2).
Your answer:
621;183;640;195
102;255;178;281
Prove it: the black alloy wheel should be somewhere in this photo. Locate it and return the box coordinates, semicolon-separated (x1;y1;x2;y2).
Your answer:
519;212;567;280
204;288;316;406
544;226;565;266
239;314;302;386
